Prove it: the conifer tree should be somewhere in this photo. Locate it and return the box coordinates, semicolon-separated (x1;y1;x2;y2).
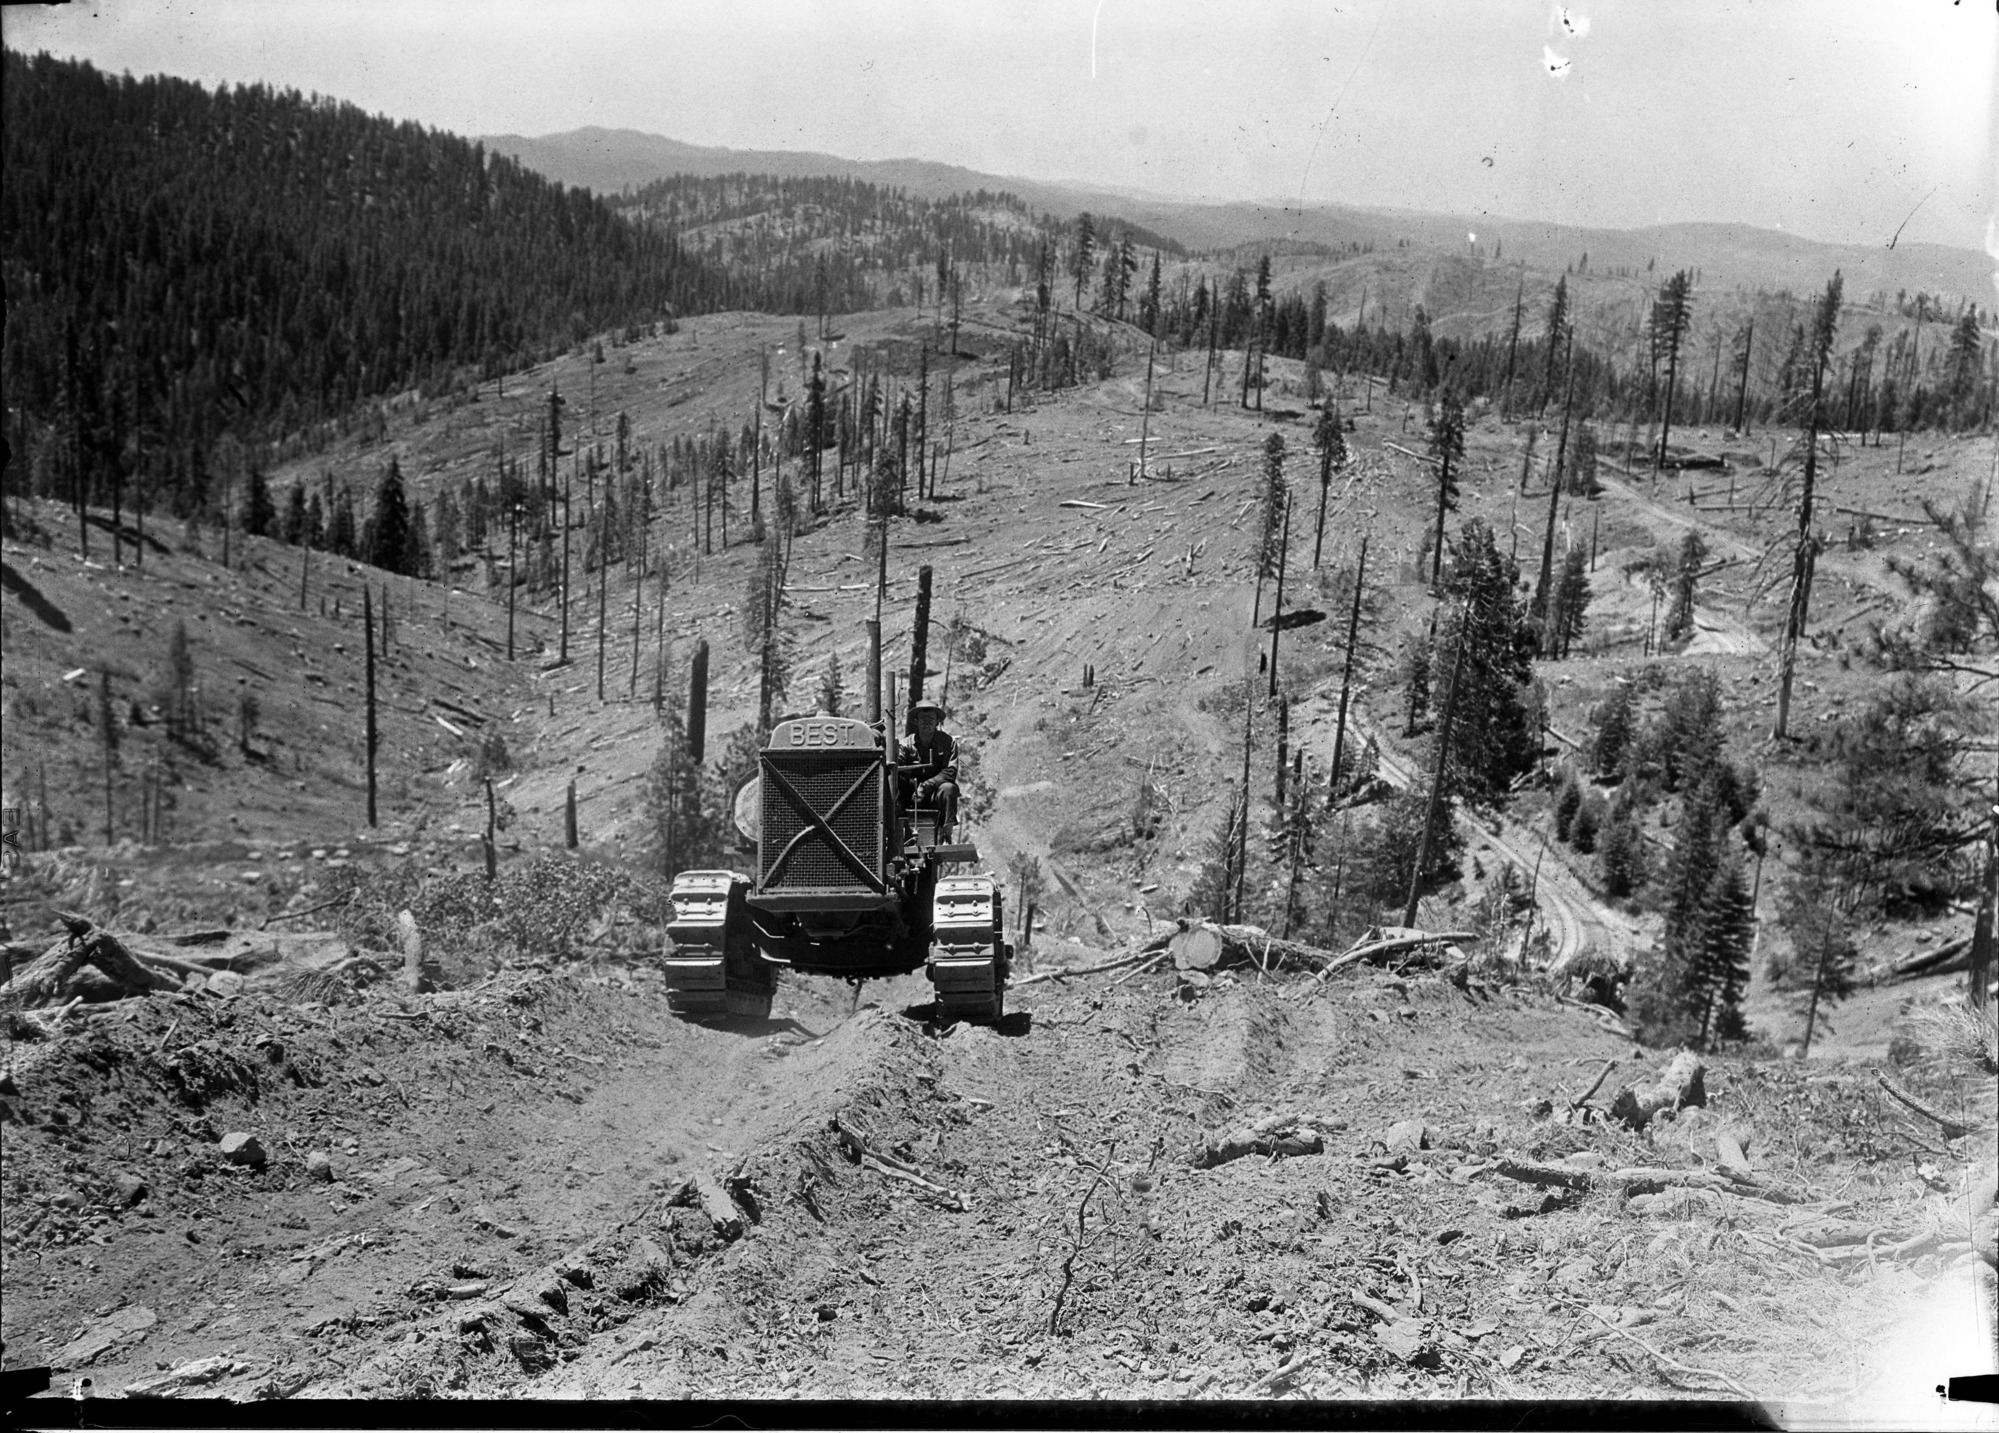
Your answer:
1311;404;1348;567
1770;866;1858;1056
1697;858;1756;1045
1650;270;1695;471
1540;276;1570;412
1400;632;1432;736
1431;518;1536;806
1572;792;1604;856
1070;213;1096;310
1426;391;1465;586
1662;529;1708;646
1630;775;1725;1044
1592;681;1635;781
243;468;276;538
1602;807;1647;905
1255;434;1288;585
281;481;306;546
1554;772;1583;844
327;485;358;557
1550;544;1592;657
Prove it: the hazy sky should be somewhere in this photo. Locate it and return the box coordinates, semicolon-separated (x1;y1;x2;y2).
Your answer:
7;0;1995;253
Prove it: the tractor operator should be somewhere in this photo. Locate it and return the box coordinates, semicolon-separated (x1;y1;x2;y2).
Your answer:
898;698;961;831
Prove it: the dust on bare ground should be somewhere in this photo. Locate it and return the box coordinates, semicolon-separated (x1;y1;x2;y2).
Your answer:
11;909;1988;1413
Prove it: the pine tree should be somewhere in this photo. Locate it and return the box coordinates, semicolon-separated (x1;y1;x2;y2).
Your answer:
1656;665;1724;794
326;484;358;558
1554;773;1583;844
1697;858;1756;1045
1662;529;1708;646
1566;424;1600;496
1592;681;1635;781
1946;311;1984;426
1595;796;1644;893
1188;795;1244;923
1770;867;1858;1056
1432;518;1536;806
1400;631;1432;736
243;469;275;538
1540;276;1570;411
281;481;306;546
1070;213;1096;310
1571;792;1604;855
1139;251;1163;335
1426;391;1466;587
1787;674;1978;916
365;459;413;574
1551;544;1591;657
1630;776;1725;1043
1256;434;1288;583
1650;270;1695;470
1311;404;1348;567
646;705;722;879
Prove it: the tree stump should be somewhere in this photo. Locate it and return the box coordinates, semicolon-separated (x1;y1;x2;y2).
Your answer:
1610;1051;1707;1131
0;922;181;1008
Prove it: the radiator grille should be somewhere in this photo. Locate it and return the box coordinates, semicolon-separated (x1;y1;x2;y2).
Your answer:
760;751;883;891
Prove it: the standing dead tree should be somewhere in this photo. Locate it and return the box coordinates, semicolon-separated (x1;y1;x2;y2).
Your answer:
1773;272;1843;740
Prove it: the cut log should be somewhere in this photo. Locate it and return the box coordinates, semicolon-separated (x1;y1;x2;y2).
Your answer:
1609;1051;1706;1131
1168;921;1342;974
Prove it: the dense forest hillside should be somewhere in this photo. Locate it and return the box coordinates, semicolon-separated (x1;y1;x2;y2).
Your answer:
0;51;723;522
612;172;1183;317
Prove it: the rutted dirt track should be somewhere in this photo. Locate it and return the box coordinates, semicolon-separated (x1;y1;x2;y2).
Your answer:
6;306;1996;1415
6;949;1987;1411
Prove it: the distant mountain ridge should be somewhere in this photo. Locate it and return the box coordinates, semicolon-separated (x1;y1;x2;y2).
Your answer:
485;127;1995;307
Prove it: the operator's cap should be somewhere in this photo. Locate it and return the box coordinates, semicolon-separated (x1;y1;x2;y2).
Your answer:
910;698;945;716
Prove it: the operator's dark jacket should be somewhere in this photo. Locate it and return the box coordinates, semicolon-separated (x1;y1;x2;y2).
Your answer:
897;728;958;794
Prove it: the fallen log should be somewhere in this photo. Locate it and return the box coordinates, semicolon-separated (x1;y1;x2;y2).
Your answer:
1880;936;1972;983
1193;1113;1326;1168
1480;1158;1806;1205
1315;928;1480;979
1013;934;1173;989
1171;921;1341;974
1609;1051;1706;1130
1551;990;1637;1037
0;921;181;1008
1875;1073;1974;1140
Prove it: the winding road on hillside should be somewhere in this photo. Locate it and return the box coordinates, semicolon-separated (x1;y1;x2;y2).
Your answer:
1315;708;1640;975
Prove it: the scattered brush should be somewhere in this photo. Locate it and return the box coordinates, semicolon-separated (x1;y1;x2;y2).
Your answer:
1902;998;1998;1080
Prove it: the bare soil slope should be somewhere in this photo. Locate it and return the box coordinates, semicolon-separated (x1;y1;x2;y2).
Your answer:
4;296;1995;1414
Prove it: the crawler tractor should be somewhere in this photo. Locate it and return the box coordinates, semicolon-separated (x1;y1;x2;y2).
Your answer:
661;627;1010;1024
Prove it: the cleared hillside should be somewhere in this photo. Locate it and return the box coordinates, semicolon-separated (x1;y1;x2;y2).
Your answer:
3;293;1993;1412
